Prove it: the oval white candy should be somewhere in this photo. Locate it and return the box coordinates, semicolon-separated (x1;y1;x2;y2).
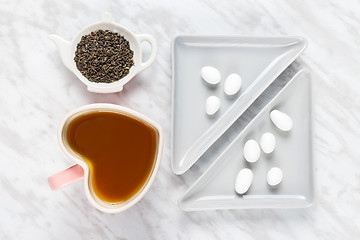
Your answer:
270;110;293;132
235;168;253;195
267;167;283;186
224;73;242;96
206;96;221;115
243;139;261;163
201;66;221;85
260;132;276;154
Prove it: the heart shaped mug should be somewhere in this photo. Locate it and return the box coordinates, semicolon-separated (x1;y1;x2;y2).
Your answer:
48;103;163;213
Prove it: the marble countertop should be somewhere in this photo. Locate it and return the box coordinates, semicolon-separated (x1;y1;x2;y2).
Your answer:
1;0;359;239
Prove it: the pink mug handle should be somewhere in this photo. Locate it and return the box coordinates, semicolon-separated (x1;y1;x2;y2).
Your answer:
48;164;84;191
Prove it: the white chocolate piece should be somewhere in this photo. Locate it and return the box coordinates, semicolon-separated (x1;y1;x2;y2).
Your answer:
243;139;261;163
224;73;242;96
270;110;293;132
205;96;221;115
267;167;283;186
201;66;221;85
260;132;276;154
235;168;253;195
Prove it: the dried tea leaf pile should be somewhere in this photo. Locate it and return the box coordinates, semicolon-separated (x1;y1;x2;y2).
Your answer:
74;30;134;83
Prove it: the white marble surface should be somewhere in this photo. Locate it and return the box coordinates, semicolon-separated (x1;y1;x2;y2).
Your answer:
0;0;359;239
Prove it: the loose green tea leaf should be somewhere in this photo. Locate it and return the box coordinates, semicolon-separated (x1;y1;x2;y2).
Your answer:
74;30;134;83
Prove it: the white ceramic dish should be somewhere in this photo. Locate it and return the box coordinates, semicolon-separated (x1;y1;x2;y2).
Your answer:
49;12;157;93
179;70;314;211
171;35;307;175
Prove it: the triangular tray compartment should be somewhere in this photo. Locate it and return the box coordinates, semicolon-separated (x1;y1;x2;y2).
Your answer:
179;69;313;210
171;36;307;174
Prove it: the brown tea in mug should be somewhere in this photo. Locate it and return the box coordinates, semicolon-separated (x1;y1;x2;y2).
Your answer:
66;111;158;203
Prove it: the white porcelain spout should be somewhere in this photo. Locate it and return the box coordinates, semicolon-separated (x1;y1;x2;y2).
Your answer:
48;35;73;71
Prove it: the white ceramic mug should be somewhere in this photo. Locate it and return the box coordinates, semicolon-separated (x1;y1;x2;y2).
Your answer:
49;12;157;93
48;104;163;213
